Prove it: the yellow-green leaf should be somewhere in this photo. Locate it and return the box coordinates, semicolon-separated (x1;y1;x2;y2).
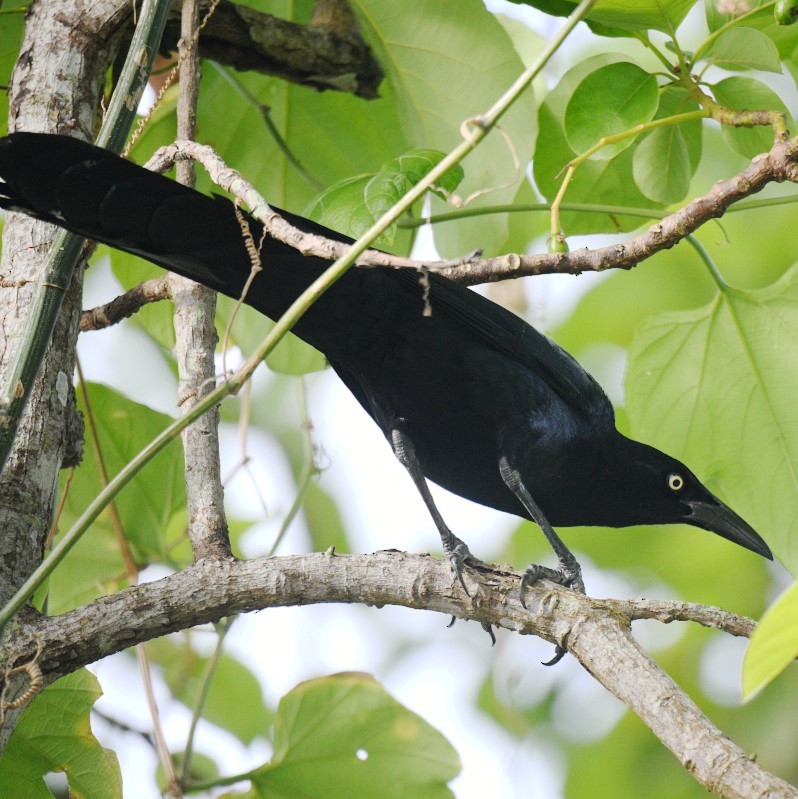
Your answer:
743;579;798;698
626;265;798;575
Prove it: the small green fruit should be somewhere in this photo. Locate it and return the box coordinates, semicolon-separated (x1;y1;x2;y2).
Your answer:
547;234;569;254
775;0;798;25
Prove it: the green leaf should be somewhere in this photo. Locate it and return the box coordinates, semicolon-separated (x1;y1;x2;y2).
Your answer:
743;579;798;698
352;0;537;257
146;638;274;745
264;332;327;375
246;673;459;798
705;0;773;33
305;150;463;246
507;0;695;33
534;54;664;234
49;383;187;612
632;87;702;204
712;76;791;158
626;265;798;576
565;62;659;160
380;150;465;197
304;175;392;246
0;669;121;799
304;482;352;554
708;27;783;72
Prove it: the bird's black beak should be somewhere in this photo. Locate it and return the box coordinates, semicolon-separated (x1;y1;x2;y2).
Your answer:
687;495;773;560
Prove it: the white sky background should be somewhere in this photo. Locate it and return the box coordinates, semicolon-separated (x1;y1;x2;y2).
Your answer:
67;1;777;797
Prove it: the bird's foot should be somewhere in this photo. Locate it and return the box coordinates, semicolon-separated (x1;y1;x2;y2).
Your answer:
519;561;584;608
519;560;584;667
442;534;474;597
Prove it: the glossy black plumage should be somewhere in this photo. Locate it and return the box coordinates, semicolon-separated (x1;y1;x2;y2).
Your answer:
0;133;773;596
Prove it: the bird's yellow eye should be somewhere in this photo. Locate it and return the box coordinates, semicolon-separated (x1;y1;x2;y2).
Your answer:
668;473;684;491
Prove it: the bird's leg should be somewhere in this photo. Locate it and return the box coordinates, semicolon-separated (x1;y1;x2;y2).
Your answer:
498;456;585;602
390;426;473;596
499;457;584;666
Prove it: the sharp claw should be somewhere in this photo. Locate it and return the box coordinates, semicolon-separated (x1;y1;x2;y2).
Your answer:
542;646;566;666
445;540;474;597
447;615;456;628
481;622;496;646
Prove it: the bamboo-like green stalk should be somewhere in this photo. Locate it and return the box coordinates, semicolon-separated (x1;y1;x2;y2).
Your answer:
0;0;172;475
0;0;597;635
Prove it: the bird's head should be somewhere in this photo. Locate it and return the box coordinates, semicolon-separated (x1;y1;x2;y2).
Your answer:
598;435;773;560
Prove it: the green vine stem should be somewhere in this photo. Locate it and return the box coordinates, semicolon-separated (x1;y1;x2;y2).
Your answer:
686;233;729;292
397;193;798;231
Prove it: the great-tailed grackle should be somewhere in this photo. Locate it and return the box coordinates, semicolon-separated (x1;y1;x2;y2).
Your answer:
0;133;773;603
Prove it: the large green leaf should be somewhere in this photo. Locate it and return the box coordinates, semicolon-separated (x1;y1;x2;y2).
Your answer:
351;0;538;257
507;0;695;33
246;673;459;798
0;670;121;799
564;62;659;159
632;86;702;204
743;578;798;699
706;27;783;73
533;54;663;235
49;383;187;613
626;265;798;575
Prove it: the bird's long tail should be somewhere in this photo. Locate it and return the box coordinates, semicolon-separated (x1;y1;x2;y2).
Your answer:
0;132;374;354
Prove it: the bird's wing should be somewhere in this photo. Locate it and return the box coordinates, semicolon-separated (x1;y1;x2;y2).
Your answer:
391;268;610;417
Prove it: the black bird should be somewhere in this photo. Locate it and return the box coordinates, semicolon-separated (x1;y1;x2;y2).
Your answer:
0;132;773;602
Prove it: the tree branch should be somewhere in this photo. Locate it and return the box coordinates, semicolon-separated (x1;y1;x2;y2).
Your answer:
2;551;793;799
145;136;798;285
161;0;383;98
446;137;798;285
170;0;231;563
80;276;171;331
615;598;756;639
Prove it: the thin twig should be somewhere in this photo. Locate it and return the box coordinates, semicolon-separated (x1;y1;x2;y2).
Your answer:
80;276;171;331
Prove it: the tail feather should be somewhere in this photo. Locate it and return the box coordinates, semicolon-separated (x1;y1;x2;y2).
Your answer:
0;133;366;345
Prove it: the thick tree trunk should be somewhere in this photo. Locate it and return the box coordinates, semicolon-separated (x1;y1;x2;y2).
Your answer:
0;0;131;608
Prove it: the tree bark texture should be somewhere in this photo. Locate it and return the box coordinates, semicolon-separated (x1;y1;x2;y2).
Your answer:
1;551;795;799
